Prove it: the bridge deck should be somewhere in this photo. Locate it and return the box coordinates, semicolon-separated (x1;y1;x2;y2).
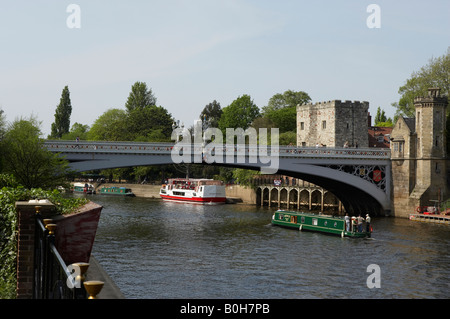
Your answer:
45;141;390;160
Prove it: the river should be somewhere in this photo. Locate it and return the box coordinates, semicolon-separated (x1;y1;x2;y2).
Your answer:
88;196;449;299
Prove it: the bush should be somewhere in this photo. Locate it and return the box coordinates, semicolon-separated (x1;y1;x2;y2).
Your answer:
0;174;88;299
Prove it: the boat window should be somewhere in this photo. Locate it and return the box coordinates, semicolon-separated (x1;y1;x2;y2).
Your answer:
313;218;318;226
301;216;305;223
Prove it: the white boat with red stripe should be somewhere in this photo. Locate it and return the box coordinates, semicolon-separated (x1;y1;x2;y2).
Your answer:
159;178;226;204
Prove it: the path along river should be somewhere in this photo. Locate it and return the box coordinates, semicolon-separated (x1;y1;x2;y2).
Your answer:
87;196;449;299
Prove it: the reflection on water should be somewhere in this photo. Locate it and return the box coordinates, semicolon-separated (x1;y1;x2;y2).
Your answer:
89;196;450;298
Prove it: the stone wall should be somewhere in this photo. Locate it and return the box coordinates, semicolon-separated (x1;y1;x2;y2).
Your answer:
95;183;161;198
390;88;449;218
297;100;369;148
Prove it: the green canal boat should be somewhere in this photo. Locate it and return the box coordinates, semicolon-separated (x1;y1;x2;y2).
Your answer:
72;182;95;194
271;210;371;238
99;186;135;197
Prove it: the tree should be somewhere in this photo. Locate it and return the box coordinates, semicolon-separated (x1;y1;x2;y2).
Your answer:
232;168;259;187
0;108;6;172
392;48;449;118
123;81;173;141
50;86;72;139
374;107;393;127
1;116;70;189
218;95;259;132
0;108;5;137
279;131;297;145
262;90;311;114
200;100;222;128
61;122;90;140
88;108;128;141
261;90;311;133
125;81;157;112
126;105;173;141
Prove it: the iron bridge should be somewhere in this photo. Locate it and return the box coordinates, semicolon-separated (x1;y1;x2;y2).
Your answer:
44;140;392;215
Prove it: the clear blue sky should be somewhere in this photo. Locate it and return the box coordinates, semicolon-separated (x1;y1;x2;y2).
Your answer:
0;0;449;137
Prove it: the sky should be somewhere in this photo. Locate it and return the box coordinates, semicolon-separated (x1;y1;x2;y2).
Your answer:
0;0;449;137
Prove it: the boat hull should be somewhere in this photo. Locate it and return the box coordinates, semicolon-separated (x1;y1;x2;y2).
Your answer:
271;210;371;238
99;192;135;197
160;178;226;205
99;187;135;197
160;194;226;204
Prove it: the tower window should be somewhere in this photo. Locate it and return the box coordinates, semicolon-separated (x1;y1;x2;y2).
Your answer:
322;121;326;130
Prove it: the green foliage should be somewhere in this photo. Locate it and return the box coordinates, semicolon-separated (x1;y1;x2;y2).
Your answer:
263;107;298;132
200;100;223;129
279;131;297;145
0;174;88;299
61;122;90;141
1;117;71;189
88;82;173;143
258;90;311;134
0;108;7;172
262;90;311;113
374;107;393;127
392;48;449;154
50;86;72;139
392;48;449;118
125;81;157;112
218;95;260;133
232;168;259;187
126;105;173;141
88;109;128;141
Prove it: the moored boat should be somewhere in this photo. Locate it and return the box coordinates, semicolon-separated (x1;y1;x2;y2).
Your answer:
159;178;226;204
271;210;372;238
99;186;135;197
72;182;95;194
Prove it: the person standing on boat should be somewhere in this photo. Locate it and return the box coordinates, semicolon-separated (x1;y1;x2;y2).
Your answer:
344;213;350;232
365;214;371;233
357;215;364;232
351;217;357;233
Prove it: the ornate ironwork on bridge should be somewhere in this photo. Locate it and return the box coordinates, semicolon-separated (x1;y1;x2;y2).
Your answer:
44;140;391;215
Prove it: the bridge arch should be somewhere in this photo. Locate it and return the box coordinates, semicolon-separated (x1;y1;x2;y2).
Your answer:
45;140;391;216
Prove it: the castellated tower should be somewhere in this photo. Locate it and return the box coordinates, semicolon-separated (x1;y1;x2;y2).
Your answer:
390;88;448;218
296;100;369;148
413;88;448;205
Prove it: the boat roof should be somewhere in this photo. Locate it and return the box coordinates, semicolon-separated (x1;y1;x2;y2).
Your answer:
73;182;94;187
276;210;345;220
167;178;223;185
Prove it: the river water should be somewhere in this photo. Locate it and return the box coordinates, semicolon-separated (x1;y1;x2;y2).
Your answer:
88;196;449;299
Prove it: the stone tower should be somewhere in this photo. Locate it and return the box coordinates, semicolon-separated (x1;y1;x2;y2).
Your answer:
296;100;369;148
390;88;448;217
414;88;448;204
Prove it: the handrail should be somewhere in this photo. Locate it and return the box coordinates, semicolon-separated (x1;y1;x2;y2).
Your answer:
34;206;103;299
44;140;391;159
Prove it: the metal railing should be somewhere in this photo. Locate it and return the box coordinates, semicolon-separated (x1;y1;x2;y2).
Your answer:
33;206;103;299
44;140;391;160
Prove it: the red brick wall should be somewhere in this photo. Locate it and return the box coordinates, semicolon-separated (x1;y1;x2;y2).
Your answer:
15;202;55;299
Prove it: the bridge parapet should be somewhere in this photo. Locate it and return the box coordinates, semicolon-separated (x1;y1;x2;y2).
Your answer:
44;140;392;214
44;140;390;160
